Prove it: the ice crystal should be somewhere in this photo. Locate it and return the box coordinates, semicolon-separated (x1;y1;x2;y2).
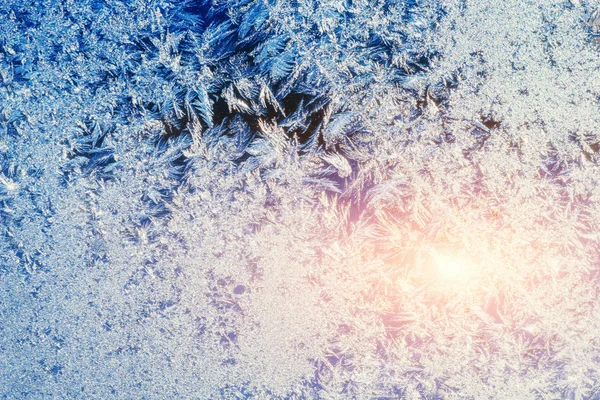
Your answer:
1;0;600;398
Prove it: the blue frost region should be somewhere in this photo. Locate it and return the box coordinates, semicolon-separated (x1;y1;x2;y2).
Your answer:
1;0;600;398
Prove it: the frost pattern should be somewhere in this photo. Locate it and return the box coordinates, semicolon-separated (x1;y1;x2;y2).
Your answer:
1;0;600;398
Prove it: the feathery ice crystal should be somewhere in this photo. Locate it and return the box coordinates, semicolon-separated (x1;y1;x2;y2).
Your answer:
1;0;600;398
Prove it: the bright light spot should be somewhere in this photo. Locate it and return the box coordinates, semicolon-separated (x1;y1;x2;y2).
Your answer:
429;247;479;283
434;253;467;280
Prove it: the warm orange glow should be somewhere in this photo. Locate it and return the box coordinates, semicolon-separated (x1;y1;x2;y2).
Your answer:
429;247;479;284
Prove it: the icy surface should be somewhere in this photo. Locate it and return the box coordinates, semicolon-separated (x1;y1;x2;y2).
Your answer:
1;0;600;398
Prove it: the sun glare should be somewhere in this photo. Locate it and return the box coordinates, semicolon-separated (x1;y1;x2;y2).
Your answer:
429;248;479;283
